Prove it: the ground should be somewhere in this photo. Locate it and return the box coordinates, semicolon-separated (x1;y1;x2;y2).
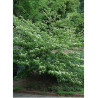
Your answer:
13;92;84;98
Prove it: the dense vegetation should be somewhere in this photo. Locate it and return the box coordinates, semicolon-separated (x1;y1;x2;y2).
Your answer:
13;0;84;92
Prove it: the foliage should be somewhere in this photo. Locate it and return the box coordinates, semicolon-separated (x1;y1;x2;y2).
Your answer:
13;0;82;22
79;0;84;13
13;16;84;91
13;0;84;92
13;0;84;34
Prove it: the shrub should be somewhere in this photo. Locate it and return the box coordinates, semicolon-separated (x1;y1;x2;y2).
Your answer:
13;16;84;91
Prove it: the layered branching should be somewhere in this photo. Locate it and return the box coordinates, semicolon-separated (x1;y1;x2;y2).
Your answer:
13;0;84;91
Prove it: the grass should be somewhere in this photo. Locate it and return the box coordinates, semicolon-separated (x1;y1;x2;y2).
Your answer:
57;90;84;96
13;86;23;91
